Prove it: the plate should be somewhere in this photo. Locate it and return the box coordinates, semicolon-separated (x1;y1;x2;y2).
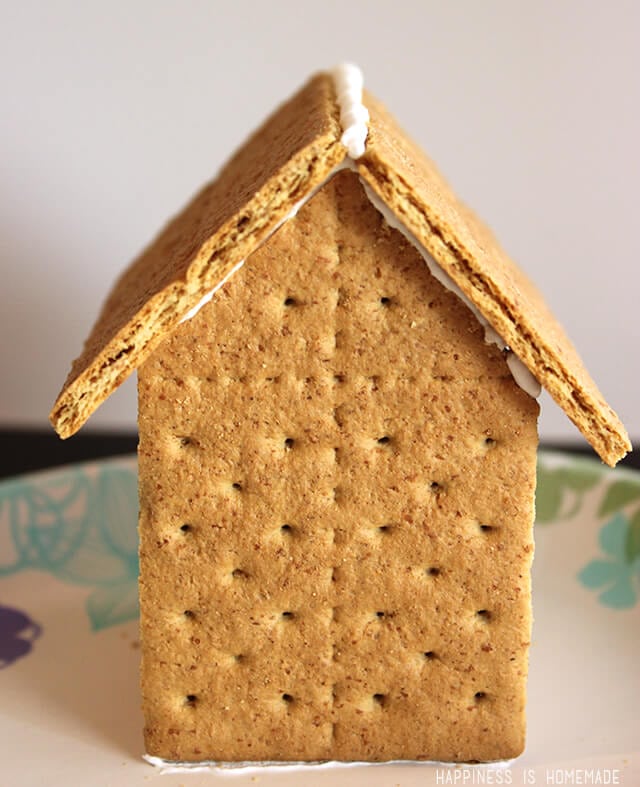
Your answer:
1;452;638;786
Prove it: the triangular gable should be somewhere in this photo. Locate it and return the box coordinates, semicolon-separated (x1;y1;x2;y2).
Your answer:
50;72;630;466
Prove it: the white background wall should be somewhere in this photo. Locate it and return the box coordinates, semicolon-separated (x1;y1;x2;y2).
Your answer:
1;1;638;445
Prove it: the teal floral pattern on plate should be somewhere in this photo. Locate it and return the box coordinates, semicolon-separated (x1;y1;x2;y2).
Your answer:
578;512;640;608
537;453;640;609
0;458;138;631
534;461;601;524
577;478;640;609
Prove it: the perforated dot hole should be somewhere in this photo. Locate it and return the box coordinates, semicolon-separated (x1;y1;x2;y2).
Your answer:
284;438;295;450
281;611;294;620
423;651;437;660
373;693;387;705
183;609;195;619
474;691;487;701
231;482;242;491
281;524;293;534
479;524;495;533
426;567;441;577
180;524;192;533
283;297;297;307
185;694;198;706
379;297;391;307
476;609;492;621
232;568;248;579
375;611;385;619
376;435;391;445
377;525;392;534
281;693;294;704
430;481;443;492
178;436;193;447
484;437;496;448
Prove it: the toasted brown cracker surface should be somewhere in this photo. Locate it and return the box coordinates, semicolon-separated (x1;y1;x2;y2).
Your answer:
356;91;630;465
49;74;344;439
138;172;538;762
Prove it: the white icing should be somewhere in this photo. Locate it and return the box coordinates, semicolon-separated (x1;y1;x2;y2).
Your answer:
506;353;541;397
332;63;369;159
179;259;245;323
143;754;515;774
178;192;314;324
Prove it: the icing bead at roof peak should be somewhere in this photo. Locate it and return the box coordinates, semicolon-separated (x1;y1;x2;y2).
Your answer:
332;63;369;159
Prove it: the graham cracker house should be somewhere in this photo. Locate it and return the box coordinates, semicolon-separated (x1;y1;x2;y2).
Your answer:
50;65;630;764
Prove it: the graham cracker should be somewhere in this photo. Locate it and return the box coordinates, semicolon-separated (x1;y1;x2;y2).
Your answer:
138;171;538;762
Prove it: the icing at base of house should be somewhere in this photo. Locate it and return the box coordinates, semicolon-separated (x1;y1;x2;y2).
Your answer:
143;753;516;773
